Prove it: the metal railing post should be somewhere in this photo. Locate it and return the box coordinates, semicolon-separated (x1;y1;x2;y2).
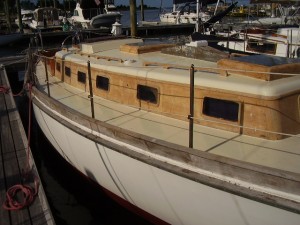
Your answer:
188;64;195;148
87;61;95;119
44;57;50;97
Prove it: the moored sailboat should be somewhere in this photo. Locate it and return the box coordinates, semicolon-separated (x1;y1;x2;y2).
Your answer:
69;0;121;29
28;7;62;31
29;36;300;225
159;0;237;25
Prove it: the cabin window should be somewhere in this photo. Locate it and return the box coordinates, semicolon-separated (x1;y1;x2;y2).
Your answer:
96;76;109;91
65;66;71;77
246;39;276;54
56;62;60;72
74;10;79;16
203;97;239;122
77;71;86;83
137;85;158;104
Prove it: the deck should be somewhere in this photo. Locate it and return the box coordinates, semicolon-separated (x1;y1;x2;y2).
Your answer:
0;61;55;225
34;53;300;175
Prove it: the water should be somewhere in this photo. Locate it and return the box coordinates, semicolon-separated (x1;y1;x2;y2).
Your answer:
120;9;161;26
0;9;162;57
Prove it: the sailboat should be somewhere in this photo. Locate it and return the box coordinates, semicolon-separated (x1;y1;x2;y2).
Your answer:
243;0;300;25
15;9;34;28
28;7;62;31
159;0;237;25
69;0;121;29
28;35;300;225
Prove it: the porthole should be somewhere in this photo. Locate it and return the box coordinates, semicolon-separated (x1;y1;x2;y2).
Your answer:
77;71;86;84
96;76;109;91
137;85;158;104
203;97;239;122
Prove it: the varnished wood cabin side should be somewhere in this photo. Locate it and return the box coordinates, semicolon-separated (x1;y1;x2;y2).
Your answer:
48;57;300;140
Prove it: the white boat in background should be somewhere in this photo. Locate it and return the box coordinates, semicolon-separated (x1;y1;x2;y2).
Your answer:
69;0;121;29
15;9;34;28
28;7;62;31
30;37;300;225
160;1;211;24
159;0;237;25
242;0;300;25
216;26;300;58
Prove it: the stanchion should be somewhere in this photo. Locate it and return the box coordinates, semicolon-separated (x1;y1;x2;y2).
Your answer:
188;64;195;148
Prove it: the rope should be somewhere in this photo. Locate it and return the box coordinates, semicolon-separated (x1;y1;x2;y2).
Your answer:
2;82;39;211
2;182;39;211
0;85;10;94
0;85;26;97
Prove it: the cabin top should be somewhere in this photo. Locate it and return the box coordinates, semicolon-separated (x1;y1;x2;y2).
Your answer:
56;38;300;99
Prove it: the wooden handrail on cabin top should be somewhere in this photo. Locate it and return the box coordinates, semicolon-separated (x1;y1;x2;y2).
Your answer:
75;51;124;63
143;61;221;75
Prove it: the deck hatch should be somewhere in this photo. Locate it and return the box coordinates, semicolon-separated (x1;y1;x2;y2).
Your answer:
65;66;71;77
203;97;239;122
77;71;86;84
137;85;158;104
96;76;109;91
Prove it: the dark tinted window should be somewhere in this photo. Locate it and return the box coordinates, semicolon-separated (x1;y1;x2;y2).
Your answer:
247;39;276;54
203;97;239;122
96;76;109;91
78;71;86;83
137;85;158;104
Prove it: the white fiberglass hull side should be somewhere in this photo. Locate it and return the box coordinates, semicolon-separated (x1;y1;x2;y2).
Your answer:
32;95;300;225
160;13;198;24
90;13;121;28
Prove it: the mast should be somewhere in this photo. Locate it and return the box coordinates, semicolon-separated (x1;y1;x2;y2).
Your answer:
141;0;145;21
16;0;23;33
196;0;199;32
130;0;137;37
4;0;11;32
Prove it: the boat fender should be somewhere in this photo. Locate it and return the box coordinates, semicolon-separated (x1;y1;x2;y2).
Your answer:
111;21;122;36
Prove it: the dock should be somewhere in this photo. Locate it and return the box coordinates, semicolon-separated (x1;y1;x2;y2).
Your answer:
16;22;195;46
123;22;195;36
0;58;55;225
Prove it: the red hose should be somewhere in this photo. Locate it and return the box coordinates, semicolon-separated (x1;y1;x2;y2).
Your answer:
2;180;39;210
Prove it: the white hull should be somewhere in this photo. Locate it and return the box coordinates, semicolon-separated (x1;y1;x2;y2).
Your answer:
90;13;121;28
160;11;211;24
32;91;300;225
217;27;300;58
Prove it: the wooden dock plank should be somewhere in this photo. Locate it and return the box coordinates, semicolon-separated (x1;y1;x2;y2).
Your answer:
0;64;55;225
0;71;11;225
0;69;32;225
